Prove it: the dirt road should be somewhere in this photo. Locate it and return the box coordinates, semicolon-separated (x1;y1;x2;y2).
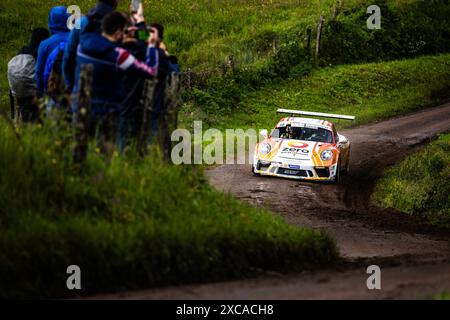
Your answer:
99;103;450;300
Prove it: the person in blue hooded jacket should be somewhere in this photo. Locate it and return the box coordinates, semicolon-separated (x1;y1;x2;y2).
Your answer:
35;6;70;96
72;12;159;155
62;0;119;91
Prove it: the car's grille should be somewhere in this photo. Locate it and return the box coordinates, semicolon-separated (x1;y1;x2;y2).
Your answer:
277;168;308;177
315;167;330;178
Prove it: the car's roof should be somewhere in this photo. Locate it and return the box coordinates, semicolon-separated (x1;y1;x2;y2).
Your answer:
276;117;333;129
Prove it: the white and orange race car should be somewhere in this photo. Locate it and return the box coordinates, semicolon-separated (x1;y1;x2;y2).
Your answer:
252;109;355;183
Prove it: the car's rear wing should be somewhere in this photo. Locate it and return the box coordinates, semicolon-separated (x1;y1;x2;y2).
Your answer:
277;109;356;121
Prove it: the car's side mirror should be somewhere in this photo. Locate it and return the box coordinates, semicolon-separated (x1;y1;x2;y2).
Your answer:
260;129;268;140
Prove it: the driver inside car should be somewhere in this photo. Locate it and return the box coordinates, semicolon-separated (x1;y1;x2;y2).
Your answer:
282;125;293;139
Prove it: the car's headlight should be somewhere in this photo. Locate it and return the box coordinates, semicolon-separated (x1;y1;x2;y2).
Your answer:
320;150;333;161
259;143;271;155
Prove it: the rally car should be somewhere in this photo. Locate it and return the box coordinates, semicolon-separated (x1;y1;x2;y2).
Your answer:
252;109;355;183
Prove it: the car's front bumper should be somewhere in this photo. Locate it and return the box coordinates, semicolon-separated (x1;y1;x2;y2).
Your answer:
253;160;338;181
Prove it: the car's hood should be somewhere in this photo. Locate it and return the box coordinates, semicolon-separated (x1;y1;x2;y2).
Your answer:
275;139;315;160
265;139;335;162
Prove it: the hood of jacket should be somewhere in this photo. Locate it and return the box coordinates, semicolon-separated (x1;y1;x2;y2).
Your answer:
80;32;117;58
48;6;70;34
89;2;115;18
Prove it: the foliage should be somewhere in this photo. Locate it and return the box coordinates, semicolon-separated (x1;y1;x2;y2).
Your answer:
373;134;450;227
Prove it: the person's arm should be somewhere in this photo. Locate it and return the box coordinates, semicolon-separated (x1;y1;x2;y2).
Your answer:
114;46;158;78
35;42;47;96
145;45;160;71
63;16;88;90
62;29;79;90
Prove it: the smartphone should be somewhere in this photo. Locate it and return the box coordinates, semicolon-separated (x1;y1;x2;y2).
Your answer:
136;28;150;41
131;0;141;13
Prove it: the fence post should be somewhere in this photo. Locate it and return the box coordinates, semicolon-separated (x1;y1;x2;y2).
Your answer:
315;15;325;60
272;36;280;54
332;0;341;21
183;68;192;90
158;74;182;162
73;64;93;164
137;78;157;157
227;55;236;72
305;27;312;53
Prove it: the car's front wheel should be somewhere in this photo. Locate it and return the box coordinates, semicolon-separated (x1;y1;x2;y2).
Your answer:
252;162;261;176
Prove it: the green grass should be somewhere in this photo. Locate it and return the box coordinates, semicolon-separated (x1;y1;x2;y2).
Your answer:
3;0;450;109
0;116;338;298
182;54;450;131
433;292;450;300
372;133;450;228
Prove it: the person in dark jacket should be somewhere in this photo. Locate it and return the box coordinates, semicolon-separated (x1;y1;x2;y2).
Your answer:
20;28;50;59
117;1;155;151
35;6;70;96
72;11;158;156
9;28;50;122
62;0;119;91
147;23;171;160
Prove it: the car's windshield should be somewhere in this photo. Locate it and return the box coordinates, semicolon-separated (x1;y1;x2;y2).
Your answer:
272;126;333;143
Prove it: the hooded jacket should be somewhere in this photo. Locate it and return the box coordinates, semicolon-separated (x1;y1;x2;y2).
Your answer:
62;1;115;90
35;6;70;94
20;28;50;59
72;32;159;114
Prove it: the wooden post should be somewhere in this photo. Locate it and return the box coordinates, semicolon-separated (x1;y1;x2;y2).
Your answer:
227;55;236;72
315;15;325;60
137;78;157;157
73;63;93;164
272;36;279;54
162;73;182;162
305;27;312;52
332;0;341;21
183;68;192;90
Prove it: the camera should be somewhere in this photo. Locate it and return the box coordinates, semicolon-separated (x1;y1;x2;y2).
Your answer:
135;27;149;41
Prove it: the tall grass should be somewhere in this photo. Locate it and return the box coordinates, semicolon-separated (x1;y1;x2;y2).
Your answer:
187;54;450;130
0;116;338;298
3;1;448;110
372;133;450;227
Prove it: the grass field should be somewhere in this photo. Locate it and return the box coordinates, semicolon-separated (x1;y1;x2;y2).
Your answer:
372;133;450;228
1;0;450;298
2;0;450;107
184;54;450;130
0;117;338;298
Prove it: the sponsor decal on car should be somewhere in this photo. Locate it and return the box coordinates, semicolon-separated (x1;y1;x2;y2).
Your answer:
287;141;309;149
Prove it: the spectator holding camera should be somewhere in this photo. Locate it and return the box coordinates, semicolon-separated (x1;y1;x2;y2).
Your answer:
118;2;155;150
72;11;159;155
146;22;172;160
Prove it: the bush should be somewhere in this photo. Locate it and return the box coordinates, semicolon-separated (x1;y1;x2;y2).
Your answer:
321;0;450;65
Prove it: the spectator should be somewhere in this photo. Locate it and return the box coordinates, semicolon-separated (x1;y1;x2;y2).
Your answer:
43;38;69;114
62;0;119;91
7;28;49;122
72;11;158;156
148;23;171;160
20;28;50;59
118;2;154;151
35;6;70;96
